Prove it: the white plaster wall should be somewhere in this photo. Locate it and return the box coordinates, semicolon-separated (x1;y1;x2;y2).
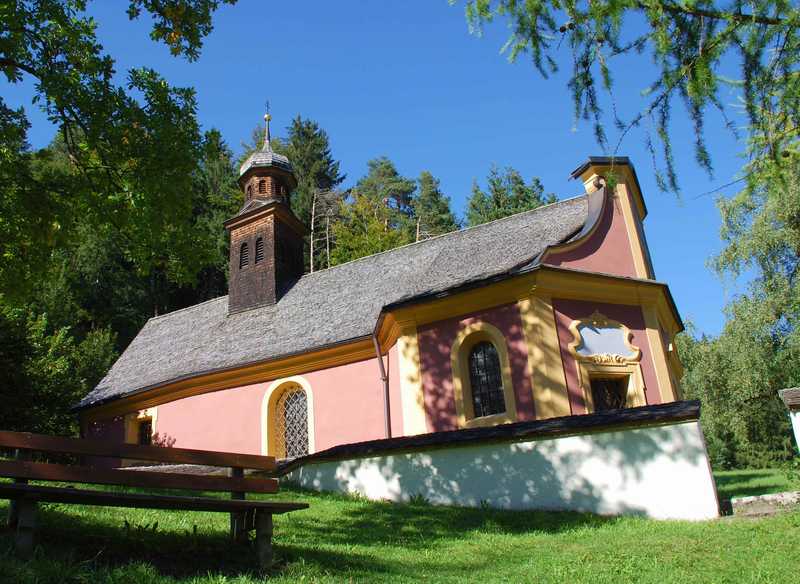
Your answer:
283;421;719;520
789;410;800;454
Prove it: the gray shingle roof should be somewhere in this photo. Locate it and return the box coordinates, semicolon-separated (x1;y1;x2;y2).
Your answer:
78;194;589;410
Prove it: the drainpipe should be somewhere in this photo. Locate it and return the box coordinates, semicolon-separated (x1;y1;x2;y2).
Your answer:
372;328;392;439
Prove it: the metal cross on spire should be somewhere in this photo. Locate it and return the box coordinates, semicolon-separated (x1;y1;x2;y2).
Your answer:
263;99;272;151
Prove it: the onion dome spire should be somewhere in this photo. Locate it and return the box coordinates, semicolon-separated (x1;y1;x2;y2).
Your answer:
238;109;293;178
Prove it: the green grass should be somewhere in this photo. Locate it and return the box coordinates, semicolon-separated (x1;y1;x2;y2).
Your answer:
1;480;800;584
714;468;799;500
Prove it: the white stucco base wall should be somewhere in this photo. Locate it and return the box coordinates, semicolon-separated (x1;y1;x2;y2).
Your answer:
283;420;719;520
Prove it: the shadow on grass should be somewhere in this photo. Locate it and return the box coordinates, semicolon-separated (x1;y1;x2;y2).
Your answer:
284;496;619;551
714;470;789;500
0;490;618;580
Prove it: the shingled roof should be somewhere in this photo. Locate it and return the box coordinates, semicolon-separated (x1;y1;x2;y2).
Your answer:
77;194;590;410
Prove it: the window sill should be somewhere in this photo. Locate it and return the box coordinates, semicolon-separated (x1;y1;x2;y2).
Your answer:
462;411;516;429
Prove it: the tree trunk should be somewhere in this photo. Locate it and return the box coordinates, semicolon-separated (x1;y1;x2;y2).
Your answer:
325;214;331;269
309;190;317;273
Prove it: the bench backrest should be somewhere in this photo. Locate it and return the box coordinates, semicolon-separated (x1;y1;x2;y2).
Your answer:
0;430;278;495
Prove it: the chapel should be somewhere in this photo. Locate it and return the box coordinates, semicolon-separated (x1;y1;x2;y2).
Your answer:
77;115;685;462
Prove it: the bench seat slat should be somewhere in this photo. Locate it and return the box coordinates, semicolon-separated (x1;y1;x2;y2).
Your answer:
0;431;275;471
0;483;308;514
0;460;279;494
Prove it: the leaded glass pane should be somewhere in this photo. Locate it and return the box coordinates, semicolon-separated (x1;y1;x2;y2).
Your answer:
468;341;506;418
275;387;309;459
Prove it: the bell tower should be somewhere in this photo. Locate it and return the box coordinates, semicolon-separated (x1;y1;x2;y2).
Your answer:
225;112;306;314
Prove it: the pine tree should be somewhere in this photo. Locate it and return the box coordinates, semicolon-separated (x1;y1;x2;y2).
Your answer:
354;157;417;234
412;171;459;240
284;116;345;227
466;165;556;227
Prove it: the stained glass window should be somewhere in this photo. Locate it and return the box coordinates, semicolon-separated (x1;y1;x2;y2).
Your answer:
468;341;506;418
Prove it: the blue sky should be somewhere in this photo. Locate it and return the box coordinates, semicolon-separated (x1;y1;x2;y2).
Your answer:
4;0;752;336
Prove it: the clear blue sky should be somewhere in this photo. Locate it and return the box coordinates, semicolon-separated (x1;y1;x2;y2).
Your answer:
4;0;752;336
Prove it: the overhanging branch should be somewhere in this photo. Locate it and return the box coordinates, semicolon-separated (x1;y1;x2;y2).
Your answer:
638;2;787;26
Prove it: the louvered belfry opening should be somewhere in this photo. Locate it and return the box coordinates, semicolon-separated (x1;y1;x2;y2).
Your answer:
255;237;265;264
239;242;249;268
275;385;309;459
468;341;506;418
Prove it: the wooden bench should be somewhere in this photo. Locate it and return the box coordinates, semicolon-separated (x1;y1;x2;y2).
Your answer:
0;430;307;570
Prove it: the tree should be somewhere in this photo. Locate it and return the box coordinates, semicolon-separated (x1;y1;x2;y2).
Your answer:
678;153;800;467
284;116;346;227
0;305;117;436
0;0;235;298
458;0;799;192
330;192;412;266
355;157;417;234
466;165;555;227
413;171;460;240
309;188;344;272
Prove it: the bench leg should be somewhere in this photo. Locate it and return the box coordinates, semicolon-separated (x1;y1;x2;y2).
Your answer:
230;511;248;544
15;499;37;558
8;499;19;529
254;510;273;571
8;452;30;529
229;466;248;544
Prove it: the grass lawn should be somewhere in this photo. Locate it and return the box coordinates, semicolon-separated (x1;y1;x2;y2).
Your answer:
1;479;800;584
714;468;799;500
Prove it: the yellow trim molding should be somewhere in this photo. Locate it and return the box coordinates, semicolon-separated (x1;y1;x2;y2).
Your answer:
382;267;681;344
397;323;428;435
261;376;315;458
518;294;571;419
641;305;679;403
567;312;647;412
450;321;517;428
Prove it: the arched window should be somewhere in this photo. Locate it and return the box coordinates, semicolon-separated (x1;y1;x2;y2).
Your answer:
258;179;266;194
262;377;315;459
239;242;249;268
246;184;252;199
275;386;309;459
468;341;506;418
450;322;517;428
255;237;264;263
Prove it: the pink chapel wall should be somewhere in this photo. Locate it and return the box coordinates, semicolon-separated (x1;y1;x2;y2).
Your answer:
544;190;638;278
417;302;536;432
92;348;403;456
552;298;662;415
